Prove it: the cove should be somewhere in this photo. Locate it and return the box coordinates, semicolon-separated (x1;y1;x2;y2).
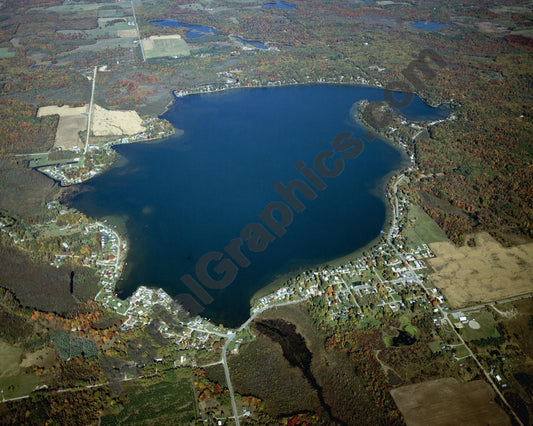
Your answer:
411;21;448;31
233;36;268;50
67;85;447;327
151;20;218;38
264;0;295;9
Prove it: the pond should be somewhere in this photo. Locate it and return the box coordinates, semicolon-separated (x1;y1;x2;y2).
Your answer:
151;20;218;39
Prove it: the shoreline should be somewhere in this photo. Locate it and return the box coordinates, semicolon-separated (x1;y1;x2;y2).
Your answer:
168;79;453;115
250;96;413;304
170;80;383;106
251;231;385;302
27;116;175;187
251;147;410;304
39;81;446;325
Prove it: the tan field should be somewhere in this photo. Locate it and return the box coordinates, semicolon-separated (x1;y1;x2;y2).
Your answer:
91;104;145;137
20;347;56;369
37;105;86;118
37;105;87;150
37;104;146;150
117;29;137;38
391;377;510;426
55;115;87;149
428;232;533;309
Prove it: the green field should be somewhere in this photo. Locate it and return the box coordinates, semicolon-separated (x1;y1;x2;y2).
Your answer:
0;341;22;377
101;369;197;425
29;156;79;168
453;344;470;358
461;311;500;342
405;205;449;246
29;2;128;13
98;6;131;18
0;47;15;59
428;340;443;353
58;19;135;40
0;374;41;399
142;37;191;59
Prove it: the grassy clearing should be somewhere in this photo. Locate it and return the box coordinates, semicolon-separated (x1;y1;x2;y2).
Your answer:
98;10;126;19
59;19;134;39
142;36;190;59
461;310;499;342
428;340;442;353
0;47;15;59
400;315;418;337
511;29;533;38
102;369;196;425
0;341;22;377
453;344;470;358
30;2;126;13
500;298;533;359
405;325;418;337
0;374;40;399
494;302;515;312
406;205;449;246
399;316;410;328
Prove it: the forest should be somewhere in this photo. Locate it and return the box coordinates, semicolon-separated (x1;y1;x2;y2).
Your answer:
0;0;531;423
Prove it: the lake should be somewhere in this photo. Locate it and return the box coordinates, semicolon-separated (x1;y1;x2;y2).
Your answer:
68;85;447;327
411;21;448;31
151;20;218;39
233;36;268;50
264;0;295;9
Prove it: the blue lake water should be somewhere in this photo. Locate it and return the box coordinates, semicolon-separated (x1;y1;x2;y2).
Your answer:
411;21;448;31
264;0;295;9
234;36;268;50
68;85;446;327
152;20;218;38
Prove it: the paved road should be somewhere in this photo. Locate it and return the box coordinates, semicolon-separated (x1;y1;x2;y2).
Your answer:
387;174;432;294
448;292;533;315
13;152;50;157
1;374;144;404
440;313;524;426
84;66;97;156
130;0;145;62
387;174;524;426
387;174;404;246
187;326;229;339
221;299;307;425
94;222;122;302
